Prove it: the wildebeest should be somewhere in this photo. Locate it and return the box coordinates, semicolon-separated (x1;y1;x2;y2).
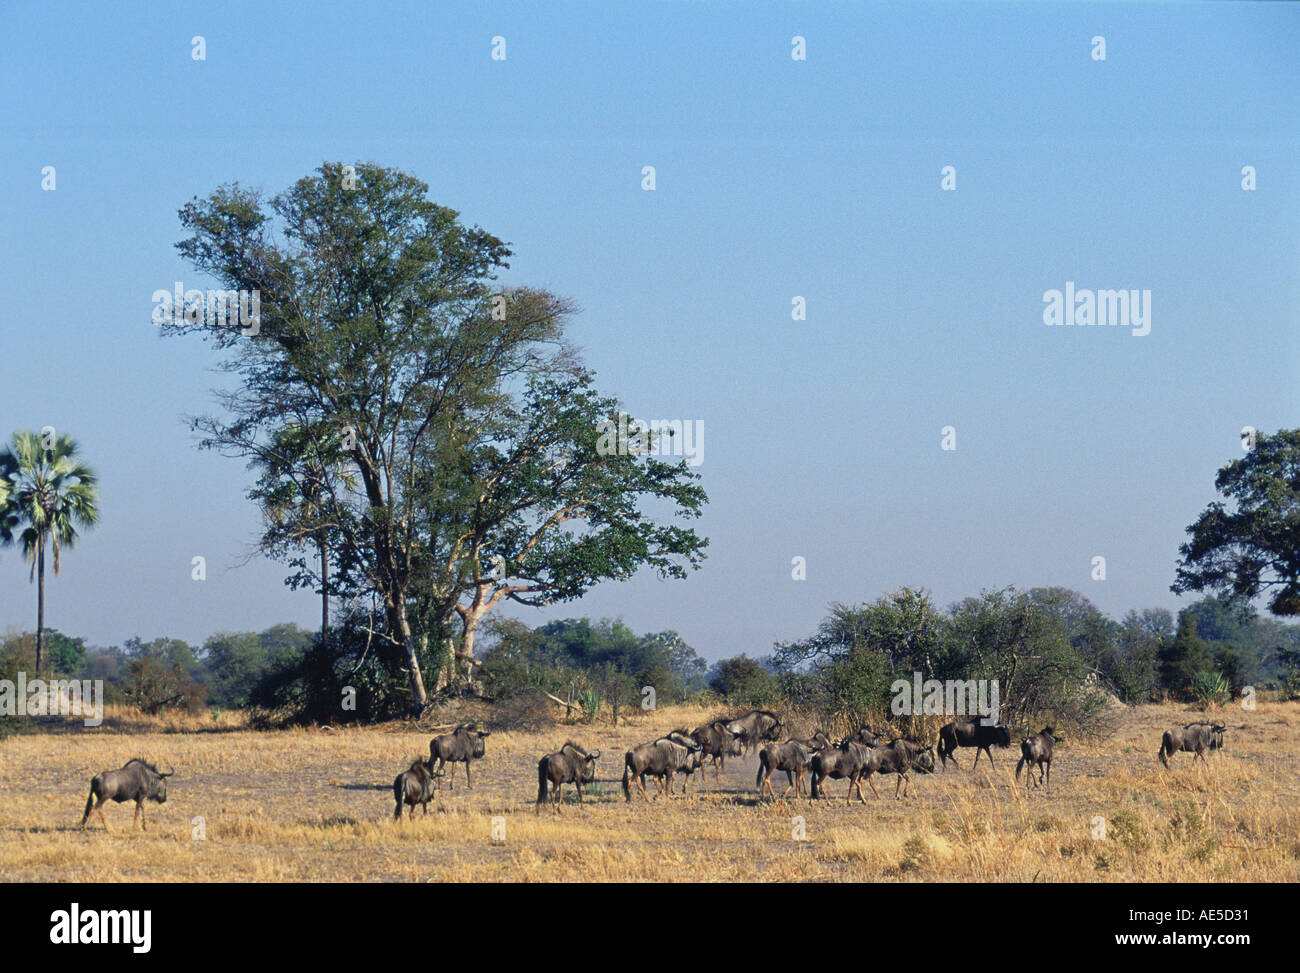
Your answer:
936;719;1012;770
79;758;173;832
844;725;882;747
724;709;784;755
809;739;874;804
756;732;832;800
1158;722;1225;767
858;738;936;800
536;742;600;813
668;733;708;795
622;731;701;801
1016;727;1057;789
429;723;491;789
393;757;442;820
691;720;744;778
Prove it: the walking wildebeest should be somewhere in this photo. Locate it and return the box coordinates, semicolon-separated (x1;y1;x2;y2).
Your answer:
429;723;491;790
79;758;173;832
393;757;442;820
536;742;600;813
809;739;874;804
691;720;744;778
936;719;1012;770
1016;727;1057;789
622;732;701;801
756;732;832;800
724;709;784;755
858;738;936;800
1158;722;1225;767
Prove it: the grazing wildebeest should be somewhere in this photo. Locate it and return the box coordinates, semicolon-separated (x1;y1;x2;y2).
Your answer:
756;732;832;800
429;723;491;790
691;720;744;778
622;732;701;801
936;719;1012;770
1158;722;1225;767
858;739;936;800
1016;727;1057;789
724;709;784;755
536;742;600;813
393;758;442;820
79;759;173;832
809;739;874;804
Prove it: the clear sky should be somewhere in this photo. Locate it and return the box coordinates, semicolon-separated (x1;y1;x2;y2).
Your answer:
1;2;1297;660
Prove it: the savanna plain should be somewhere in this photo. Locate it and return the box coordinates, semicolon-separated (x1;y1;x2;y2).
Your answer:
1;701;1297;882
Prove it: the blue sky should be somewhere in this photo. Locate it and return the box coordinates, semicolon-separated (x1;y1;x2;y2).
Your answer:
1;2;1297;659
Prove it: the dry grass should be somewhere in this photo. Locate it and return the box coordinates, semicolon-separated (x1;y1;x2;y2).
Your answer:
2;701;1298;882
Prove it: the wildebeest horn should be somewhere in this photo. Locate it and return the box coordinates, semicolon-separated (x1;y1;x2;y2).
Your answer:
590;750;601;759
159;766;175;777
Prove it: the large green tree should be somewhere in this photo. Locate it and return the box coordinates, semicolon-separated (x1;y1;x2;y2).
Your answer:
1173;428;1300;616
167;162;706;711
0;431;100;675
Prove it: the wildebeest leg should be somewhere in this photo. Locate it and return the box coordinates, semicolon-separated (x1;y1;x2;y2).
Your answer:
464;760;472;789
134;801;142;830
577;781;584;805
1045;760;1051;789
98;803;110;832
972;748;981;769
865;774;881;800
636;772;650;802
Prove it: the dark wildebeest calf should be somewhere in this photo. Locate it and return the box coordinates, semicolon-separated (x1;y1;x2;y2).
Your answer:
1016;727;1057;789
724;709;784;755
691;720;743;778
80;758;173;832
937;719;1012;770
429;723;491;790
756;732;832;800
1158;722;1225;767
622;732;701;801
393;758;442;820
536;742;600;813
859;739;936;799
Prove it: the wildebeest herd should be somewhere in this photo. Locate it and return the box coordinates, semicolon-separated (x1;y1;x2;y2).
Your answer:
74;714;1231;830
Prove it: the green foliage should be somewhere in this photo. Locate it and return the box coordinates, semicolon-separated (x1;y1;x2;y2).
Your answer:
1173;428;1300;617
1188;670;1231;708
0;430;100;674
1159;614;1214;698
709;654;776;706
169;163;708;712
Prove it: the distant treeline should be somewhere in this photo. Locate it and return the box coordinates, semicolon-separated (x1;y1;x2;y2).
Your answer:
2;586;1298;731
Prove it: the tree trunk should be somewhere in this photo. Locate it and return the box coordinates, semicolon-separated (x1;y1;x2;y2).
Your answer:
318;530;329;646
36;539;46;676
390;598;428;712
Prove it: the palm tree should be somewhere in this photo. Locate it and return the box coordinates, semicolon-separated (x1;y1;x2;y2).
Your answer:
0;431;100;675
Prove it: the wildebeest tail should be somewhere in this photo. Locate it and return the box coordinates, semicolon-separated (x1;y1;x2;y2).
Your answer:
81;780;96;825
1158;737;1170;768
756;752;768;788
393;774;405;820
1015;755;1026;780
622;755;632;801
537;757;550;806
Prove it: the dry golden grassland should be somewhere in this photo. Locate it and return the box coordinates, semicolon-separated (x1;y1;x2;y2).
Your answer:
1;701;1298;882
